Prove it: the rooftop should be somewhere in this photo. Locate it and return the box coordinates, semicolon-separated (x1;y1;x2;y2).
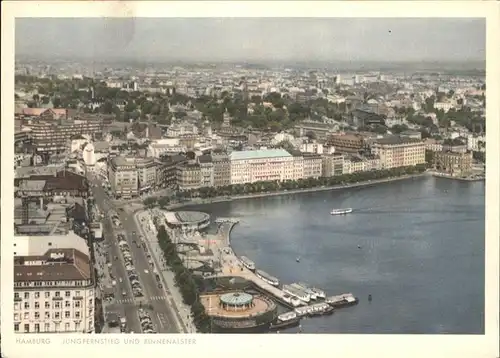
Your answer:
230;148;292;161
14;248;92;282
374;136;424;146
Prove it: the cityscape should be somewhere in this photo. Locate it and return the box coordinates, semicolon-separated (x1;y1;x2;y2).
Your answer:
11;17;486;338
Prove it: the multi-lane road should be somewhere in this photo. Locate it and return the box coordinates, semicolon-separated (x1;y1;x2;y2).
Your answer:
89;176;181;333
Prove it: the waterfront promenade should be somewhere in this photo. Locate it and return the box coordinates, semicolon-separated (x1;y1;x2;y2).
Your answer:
113;173;428;210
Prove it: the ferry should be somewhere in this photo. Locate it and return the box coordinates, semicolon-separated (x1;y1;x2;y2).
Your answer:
291;283;318;300
282;294;303;307
256;270;280;287
331;208;353;215
282;284;311;303
239;256;255;271
297;282;326;299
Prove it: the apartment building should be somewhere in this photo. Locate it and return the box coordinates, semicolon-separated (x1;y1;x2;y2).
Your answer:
198;154;215;188
177;163;202;190
433;151;473;176
302;153;323;179
229;149;295;185
108;156;139;199
371;136;426;169
322;153;344;177
212;151;231;187
14;247;95;334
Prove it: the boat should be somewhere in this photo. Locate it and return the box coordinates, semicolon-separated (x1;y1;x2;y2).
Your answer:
256;270;280;286
282;294;303;307
269;316;301;331
282;284;311;303
292;283;318;300
239;256;255;271
325;293;359;307
331;208;353;215
278;311;297;322
296;257;301;263
297;282;326;299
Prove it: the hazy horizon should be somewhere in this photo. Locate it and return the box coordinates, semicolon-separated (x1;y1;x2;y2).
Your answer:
16;18;485;63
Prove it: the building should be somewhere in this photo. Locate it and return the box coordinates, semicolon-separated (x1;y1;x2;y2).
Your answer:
14;239;95;333
302;153;323;179
424;138;444;152
148;138;183;158
16;170;90;200
135;157;156;193
177;163;202;190
442;139;468;154
294;121;334;140
212;151;231;187
433;151;473;176
230;149;296;185
371;136;426;169
327;133;366;154
198;154;214;188
322;153;344;177
350;109;386;127
108;156;139;199
28;120;103;154
156;154;188;189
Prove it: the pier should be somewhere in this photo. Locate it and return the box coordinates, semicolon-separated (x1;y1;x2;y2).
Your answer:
210;254;299;308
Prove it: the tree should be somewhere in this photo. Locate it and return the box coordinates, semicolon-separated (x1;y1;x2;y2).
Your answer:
53;97;62;108
124;101;137;112
305;131;316;140
143;197;157;208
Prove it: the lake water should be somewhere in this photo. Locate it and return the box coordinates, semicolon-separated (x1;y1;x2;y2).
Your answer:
189;176;485;334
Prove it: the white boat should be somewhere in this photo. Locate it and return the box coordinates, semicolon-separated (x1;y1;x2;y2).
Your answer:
282;284;310;303
297;282;326;299
330;208;353;215
278;311;297;322
292;283;318;300
239;256;255;271
256;270;280;286
290;297;303;307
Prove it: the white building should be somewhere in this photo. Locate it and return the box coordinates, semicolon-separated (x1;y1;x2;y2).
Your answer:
434;101;454;113
467;134;486;152
148;138;183;158
300;142;324;154
229;149;297;185
82;143;97;167
14;234;94;334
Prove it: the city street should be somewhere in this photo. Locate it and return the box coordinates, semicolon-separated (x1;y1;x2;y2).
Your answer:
89;176;181;333
91;180;143;333
134;211;195;332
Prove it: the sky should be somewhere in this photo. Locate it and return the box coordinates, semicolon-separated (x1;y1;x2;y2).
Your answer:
15;18;485;63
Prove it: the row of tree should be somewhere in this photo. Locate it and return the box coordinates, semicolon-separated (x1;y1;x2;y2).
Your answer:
143;165;427;206
156;225;211;333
